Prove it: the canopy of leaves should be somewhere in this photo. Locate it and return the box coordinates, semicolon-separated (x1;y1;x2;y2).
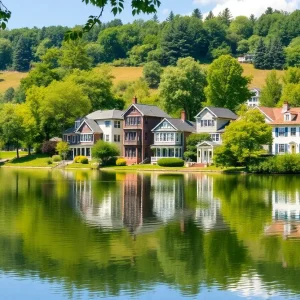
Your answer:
92;140;120;165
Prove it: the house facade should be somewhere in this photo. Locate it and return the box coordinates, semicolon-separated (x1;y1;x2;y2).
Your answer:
122;97;170;165
63;109;123;159
150;111;195;164
246;88;261;107
256;102;300;155
195;107;237;164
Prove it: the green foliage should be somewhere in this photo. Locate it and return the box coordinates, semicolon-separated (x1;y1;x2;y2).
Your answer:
248;154;300;174
12;36;33;72
253;38;267;69
2;87;14;102
192;9;202;20
210;43;231;59
237;39;249;55
205;55;252;111
157;158;184;167
270;38;285;70
81;157;89;164
56;141;69;158
260;70;282;107
229;16;253;40
52;155;62;162
0;38;12;69
214;109;273;166
184;133;211;161
74;155;88;163
92;140;120;166
160;57;206;120
47;158;53;165
143;61;162;88
116;158;127;166
279;83;300;107
41;141;57;156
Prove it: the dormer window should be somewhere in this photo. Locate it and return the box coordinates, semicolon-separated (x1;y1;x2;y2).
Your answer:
285;114;290;121
75;120;81;129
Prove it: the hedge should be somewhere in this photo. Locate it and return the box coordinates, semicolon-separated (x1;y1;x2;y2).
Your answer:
157;158;185;167
52;155;62;162
116;158;127;166
74;156;88;163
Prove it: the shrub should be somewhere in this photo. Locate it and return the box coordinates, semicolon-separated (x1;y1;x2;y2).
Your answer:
157;158;185;167
81;157;89;164
74;155;88;163
47;158;53;165
116;158;127;166
42;141;57;156
52;155;62;162
92;140;120;166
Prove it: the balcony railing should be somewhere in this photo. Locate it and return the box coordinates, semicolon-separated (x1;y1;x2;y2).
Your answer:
124;140;142;146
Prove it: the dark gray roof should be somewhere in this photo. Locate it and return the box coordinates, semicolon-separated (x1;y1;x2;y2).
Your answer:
84;119;102;133
133;104;171;118
206;107;237;119
86;109;124;120
64;127;75;134
166;118;196;132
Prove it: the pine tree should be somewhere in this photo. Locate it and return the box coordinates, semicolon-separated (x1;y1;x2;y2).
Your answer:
205;11;214;20
249;14;256;25
254;39;267;70
167;11;175;22
219;8;232;26
12;36;32;72
265;40;273;70
192;8;202;20
271;38;286;70
152;14;159;23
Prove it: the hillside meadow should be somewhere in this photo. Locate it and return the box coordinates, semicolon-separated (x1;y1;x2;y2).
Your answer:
0;64;285;94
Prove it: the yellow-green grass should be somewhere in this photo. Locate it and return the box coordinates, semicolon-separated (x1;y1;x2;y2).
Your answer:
0;151;27;160
4;154;52;167
65;162;93;169
0;71;28;93
111;67;143;84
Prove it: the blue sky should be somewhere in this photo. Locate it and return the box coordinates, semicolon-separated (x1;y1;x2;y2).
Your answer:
4;0;300;29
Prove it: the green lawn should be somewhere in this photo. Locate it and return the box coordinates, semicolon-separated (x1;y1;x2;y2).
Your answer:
0;151;28;160
4;154;53;167
65;162;93;169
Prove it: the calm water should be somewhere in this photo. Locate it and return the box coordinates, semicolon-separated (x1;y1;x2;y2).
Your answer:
1;169;300;299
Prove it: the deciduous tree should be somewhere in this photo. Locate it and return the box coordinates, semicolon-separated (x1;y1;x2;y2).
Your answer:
143;61;162;88
260;71;282;107
92;140;120;166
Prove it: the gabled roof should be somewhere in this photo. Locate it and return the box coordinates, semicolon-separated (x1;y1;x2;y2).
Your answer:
197;141;220;147
257;106;300;125
86;109;124;120
122;103;170;118
195;107;237;120
152;118;196;133
75;119;102;133
63;127;75;134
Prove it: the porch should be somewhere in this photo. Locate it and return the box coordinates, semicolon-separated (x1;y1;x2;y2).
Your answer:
70;146;92;159
151;146;183;163
197;141;220;164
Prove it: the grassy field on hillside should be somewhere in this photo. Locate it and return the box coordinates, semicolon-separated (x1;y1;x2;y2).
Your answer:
0;64;285;94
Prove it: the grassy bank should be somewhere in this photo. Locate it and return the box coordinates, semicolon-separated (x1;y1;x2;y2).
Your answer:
0;151;27;160
3;154;52;168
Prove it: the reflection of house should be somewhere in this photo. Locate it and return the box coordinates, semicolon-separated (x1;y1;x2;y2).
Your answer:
256;102;300;154
246;88;261;107
193;174;226;231
151;174;185;222
151;111;195;164
195;107;237;164
265;190;300;239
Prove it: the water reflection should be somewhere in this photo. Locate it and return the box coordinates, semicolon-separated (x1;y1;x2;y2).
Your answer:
1;170;300;299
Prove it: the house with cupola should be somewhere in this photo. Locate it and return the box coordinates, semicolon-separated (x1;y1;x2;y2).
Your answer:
246;88;261;107
150;111;195;164
195;107;237;164
256;102;300;155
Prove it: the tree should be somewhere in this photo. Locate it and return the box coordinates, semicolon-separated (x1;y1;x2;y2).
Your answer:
237;39;249;55
192;9;202;20
12;36;32;72
41;48;62;69
270;38;285;70
41;141;57;156
184;133;211;161
218;8;232;26
85;43;104;66
92;140;120;166
152;14;159;23
143;61;162;88
253;39;267;69
229;16;253;40
260;71;282;107
160;57;206;120
214;109;272;166
35;38;52;60
204;55;252;111
0;38;12;70
2;87;14;103
59;40;91;70
56;141;69;160
210;43;231;59
206;11;214;21
283;67;300;85
166;11;175;22
285;38;300;67
279;84;300;107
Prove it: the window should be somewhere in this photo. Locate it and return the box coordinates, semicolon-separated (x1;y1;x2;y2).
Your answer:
80;134;93;142
285;114;290;121
72;135;75;143
125;117;141;126
86;148;91;157
125;148;136;158
67;135;70;142
278;128;285;137
291;128;296;136
105;135;109;142
114;121;121;128
75;120;81;129
105;121;111;127
211;134;220;142
125;132;137;141
279;144;286;153
200;120;214;127
114;135;121;142
155;133;160;142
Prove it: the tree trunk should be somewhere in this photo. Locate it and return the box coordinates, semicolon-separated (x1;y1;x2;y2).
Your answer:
16;145;19;159
28;145;31;155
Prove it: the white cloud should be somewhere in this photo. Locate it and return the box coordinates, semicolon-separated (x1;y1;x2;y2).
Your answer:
196;0;299;18
162;8;170;15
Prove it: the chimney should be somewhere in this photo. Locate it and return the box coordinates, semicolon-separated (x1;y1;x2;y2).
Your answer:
282;101;290;113
181;111;186;122
132;96;137;104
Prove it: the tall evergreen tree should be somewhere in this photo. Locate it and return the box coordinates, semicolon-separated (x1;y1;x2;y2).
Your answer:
219;8;232;26
264;40;273;70
249;14;256;25
12;36;33;72
254;39;267;70
205;11;214;20
167;11;175;22
192;8;202;20
271;38;286;70
152;14;159;23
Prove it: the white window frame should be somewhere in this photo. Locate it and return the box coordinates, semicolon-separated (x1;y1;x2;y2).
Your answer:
279;144;286;153
291;128;296;136
105;135;110;142
114;121;121;128
278;128;285;137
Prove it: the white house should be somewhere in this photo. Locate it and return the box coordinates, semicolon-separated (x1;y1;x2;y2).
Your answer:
256;102;300;155
195;107;237;164
246;88;261;107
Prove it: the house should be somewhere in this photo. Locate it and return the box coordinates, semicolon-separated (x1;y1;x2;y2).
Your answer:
195;107;237;164
150;111;195;164
237;53;254;63
63;109;123;159
121;97;170;165
246;88;261;107
256;102;300;155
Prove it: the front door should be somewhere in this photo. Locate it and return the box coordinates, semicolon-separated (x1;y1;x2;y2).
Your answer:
292;144;296;154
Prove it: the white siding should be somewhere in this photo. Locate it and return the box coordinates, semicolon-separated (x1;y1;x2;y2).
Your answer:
272;126;300;154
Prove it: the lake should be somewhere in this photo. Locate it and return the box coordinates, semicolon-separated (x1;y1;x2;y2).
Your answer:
1;169;300;299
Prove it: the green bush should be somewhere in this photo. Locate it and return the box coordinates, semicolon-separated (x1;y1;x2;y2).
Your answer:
47;158;53;165
74;155;88;163
116;158;127;166
157;158;185;167
52;155;62;162
81;157;89;164
248;154;300;174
